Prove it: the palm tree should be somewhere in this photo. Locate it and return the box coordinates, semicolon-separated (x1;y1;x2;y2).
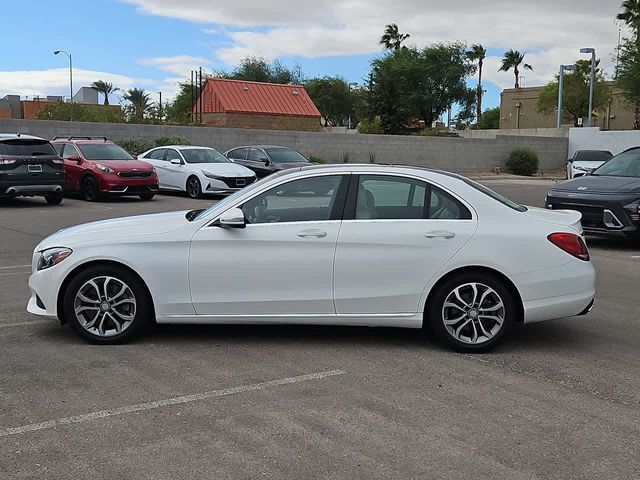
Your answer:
123;88;151;122
499;49;533;89
91;80;119;105
379;23;410;51
617;0;640;32
467;44;487;124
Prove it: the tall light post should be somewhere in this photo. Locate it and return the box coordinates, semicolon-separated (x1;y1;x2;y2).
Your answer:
557;64;576;128
53;50;73;121
580;48;596;127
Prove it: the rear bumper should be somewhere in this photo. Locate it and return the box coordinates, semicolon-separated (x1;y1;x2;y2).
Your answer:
1;182;63;197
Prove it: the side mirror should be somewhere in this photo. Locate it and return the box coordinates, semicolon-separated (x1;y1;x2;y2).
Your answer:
259;157;270;165
66;155;81;163
218;207;246;229
170;158;182;165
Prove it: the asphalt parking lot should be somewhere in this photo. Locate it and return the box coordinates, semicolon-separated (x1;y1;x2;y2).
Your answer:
1;181;639;480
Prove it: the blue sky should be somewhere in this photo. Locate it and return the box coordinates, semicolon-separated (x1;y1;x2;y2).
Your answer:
0;0;622;117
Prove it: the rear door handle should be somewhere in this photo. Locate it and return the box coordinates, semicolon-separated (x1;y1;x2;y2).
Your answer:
424;230;455;239
297;229;327;238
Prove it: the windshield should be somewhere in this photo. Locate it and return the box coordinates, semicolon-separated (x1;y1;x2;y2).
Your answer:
0;139;57;156
265;148;309;164
575;151;613;162
78;144;133;160
592;150;640;177
182;148;230;164
462;177;528;212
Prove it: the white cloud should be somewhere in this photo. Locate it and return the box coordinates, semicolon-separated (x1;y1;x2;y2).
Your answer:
0;68;149;99
138;55;209;75
123;0;626;88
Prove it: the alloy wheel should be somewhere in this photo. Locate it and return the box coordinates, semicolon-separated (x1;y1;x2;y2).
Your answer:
186;177;201;198
82;177;97;201
442;282;505;345
73;276;136;337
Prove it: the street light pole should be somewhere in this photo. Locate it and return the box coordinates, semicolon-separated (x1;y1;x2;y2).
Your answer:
580;48;596;127
557;64;576;128
53;50;73;121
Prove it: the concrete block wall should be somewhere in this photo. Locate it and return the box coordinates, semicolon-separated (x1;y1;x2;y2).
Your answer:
0;118;568;173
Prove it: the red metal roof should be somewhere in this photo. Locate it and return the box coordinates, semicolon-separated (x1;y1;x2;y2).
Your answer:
195;78;321;118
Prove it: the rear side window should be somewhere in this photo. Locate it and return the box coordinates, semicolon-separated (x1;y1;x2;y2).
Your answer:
0;139;57;156
356;175;428;219
228;148;248;160
429;186;472;219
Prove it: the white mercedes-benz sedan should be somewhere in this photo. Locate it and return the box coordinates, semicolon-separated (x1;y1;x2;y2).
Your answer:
27;165;596;352
138;145;257;197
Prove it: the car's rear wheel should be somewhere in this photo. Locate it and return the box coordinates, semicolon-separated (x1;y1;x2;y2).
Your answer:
186;176;202;199
427;272;515;352
45;191;63;205
81;175;100;202
63;265;152;344
139;193;155;201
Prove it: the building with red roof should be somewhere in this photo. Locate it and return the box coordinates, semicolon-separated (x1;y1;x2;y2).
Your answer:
193;78;322;131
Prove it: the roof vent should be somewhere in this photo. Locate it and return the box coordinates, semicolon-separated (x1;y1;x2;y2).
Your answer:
242;86;249;91
292;89;300;96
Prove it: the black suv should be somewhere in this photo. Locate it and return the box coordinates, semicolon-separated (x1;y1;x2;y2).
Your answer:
0;134;65;204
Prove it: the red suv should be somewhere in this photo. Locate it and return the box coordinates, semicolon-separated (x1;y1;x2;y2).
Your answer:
52;136;158;201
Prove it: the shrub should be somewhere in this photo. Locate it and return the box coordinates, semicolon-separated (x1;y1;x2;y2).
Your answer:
357;117;383;134
506;147;539;176
154;136;190;147
309;155;326;164
115;138;154;155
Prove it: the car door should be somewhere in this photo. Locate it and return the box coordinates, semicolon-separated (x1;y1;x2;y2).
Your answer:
334;174;478;315
143;148;168;187
61;144;83;190
189;174;348;317
247;148;273;177
163;148;187;190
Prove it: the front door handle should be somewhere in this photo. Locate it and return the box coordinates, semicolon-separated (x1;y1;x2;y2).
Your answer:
297;229;327;238
424;230;455;239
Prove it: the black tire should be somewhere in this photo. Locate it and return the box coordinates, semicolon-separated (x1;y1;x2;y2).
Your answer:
44;191;63;205
139;193;155;201
63;265;152;344
186;176;202;199
426;272;515;353
81;175;100;202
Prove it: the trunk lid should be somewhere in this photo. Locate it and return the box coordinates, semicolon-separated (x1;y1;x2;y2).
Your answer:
525;206;583;233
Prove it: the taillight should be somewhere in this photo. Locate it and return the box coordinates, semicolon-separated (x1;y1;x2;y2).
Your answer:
548;233;590;261
0;158;17;165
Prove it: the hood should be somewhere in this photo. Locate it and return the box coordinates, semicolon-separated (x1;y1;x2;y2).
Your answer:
37;210;191;250
525;206;582;232
94;159;154;172
198;162;255;177
551;175;640;195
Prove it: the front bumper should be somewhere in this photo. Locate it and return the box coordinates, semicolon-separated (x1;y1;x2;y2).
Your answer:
203;176;256;195
99;173;159;195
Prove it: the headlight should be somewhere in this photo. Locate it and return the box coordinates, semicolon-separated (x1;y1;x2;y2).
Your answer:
96;163;114;173
37;247;72;271
624;200;640;222
202;171;221;179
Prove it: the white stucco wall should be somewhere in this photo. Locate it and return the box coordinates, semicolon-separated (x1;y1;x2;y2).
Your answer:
569;127;640;158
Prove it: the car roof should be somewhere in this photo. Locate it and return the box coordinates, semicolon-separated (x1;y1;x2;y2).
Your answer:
0;133;46;141
51;136;114;144
228;145;293;150
154;145;218;150
296;162;465;180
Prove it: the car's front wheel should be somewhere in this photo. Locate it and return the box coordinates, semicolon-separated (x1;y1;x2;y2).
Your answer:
81;175;100;202
186;176;202;199
427;272;515;352
63;265;152;344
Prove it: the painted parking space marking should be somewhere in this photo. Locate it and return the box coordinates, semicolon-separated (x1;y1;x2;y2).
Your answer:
0;271;29;276
0;320;44;329
0;265;31;270
0;369;346;437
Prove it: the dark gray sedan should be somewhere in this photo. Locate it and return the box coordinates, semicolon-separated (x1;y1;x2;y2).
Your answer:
224;145;310;178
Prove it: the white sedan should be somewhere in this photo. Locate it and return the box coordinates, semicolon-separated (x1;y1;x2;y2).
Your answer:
27;165;595;352
139;145;256;197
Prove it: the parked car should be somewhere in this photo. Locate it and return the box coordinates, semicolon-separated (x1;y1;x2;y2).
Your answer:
28;164;595;352
225;145;310;177
139;145;256;198
52;137;158;201
547;147;640;237
567;150;613;179
0;133;64;204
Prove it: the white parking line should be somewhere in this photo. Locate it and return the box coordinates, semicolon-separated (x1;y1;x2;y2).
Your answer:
0;369;346;437
0;271;29;276
0;321;44;329
0;264;31;270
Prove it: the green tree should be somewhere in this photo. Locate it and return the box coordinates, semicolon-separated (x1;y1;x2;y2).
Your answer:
304;77;353;127
499;49;533;89
477;107;500;129
379;23;410;51
222;57;303;84
537;59;611;126
616;0;640;129
123;88;151;123
617;0;640;31
467;44;486;124
90;80;119;105
369;43;475;134
165;81;200;124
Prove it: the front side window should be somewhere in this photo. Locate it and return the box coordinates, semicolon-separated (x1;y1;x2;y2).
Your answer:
182;148;230;164
242;175;343;224
248;148;269;162
78;144;133;161
62;144;80;158
355;175;428;220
